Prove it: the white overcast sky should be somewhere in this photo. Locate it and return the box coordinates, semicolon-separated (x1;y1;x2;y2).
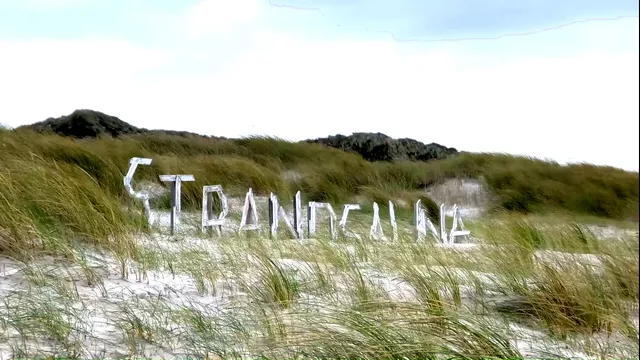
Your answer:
0;0;638;170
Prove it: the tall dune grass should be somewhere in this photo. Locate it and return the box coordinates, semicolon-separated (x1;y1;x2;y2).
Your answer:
0;142;145;258
1;127;639;359
1;198;638;358
1;128;638;259
4;129;638;218
101;221;637;359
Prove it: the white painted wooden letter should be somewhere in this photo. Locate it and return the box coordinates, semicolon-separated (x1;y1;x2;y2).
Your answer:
268;193;279;238
415;199;440;242
370;202;386;241
440;204;448;244
389;201;398;241
414;199;427;241
202;185;229;235
159;174;195;235
293;191;303;239
448;204;471;244
340;204;361;238
239;188;260;232
307;202;337;240
268;193;297;239
123;157;153;225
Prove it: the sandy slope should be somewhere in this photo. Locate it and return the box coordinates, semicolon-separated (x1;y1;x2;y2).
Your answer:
0;200;637;359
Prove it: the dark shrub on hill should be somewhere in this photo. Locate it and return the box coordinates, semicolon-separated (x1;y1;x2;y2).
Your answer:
18;109;218;140
308;132;458;162
22;109;144;139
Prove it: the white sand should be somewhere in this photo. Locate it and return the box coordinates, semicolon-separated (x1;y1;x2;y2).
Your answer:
0;206;637;359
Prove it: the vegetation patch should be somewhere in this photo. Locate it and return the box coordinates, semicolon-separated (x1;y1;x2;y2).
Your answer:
0;110;638;359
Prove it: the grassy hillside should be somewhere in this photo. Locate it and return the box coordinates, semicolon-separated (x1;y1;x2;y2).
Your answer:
2;125;638;230
1;109;638;257
1;118;639;359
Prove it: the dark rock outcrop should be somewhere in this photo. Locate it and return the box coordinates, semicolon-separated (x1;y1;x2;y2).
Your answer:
307;132;458;162
19;110;459;163
19;109;212;139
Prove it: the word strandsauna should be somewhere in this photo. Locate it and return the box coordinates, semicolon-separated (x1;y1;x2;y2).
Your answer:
124;157;471;244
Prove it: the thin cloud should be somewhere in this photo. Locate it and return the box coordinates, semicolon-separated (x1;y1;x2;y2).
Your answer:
267;0;638;43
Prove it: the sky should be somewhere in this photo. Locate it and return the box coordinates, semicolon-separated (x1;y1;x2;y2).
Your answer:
0;0;638;171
